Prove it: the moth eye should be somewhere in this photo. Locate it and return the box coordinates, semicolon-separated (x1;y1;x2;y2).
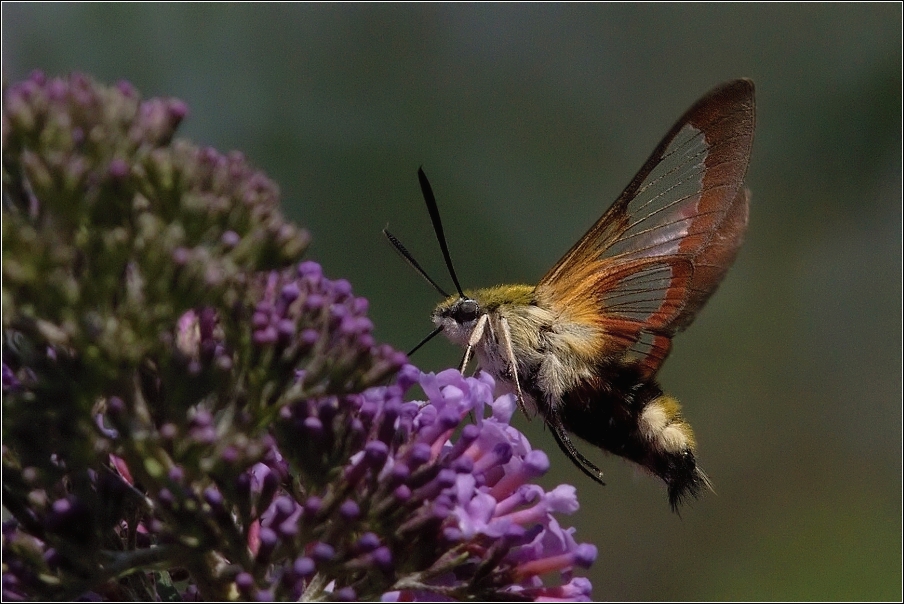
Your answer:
453;299;479;323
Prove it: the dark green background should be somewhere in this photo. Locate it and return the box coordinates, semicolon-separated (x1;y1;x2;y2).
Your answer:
3;4;900;600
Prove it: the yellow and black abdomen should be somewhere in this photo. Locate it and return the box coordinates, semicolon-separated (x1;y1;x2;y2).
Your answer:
552;361;711;510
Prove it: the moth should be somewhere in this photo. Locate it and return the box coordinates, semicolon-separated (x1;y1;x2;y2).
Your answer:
386;79;755;509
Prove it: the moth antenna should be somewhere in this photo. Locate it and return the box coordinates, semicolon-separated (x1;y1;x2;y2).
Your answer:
383;228;450;298
418;167;466;298
406;325;444;357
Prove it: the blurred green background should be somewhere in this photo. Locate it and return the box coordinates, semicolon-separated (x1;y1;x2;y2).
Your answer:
3;4;900;600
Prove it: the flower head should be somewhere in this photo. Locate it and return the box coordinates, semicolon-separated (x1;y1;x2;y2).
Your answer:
261;367;596;601
1;72;595;601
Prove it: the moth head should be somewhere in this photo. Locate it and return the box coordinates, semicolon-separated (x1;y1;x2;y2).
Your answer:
432;296;483;346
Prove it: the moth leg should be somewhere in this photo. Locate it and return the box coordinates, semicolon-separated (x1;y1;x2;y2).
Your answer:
499;316;528;417
548;414;606;485
485;312;498;344
459;314;488;373
458;350;471;374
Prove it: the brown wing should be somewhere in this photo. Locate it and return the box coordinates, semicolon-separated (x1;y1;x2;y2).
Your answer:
536;79;755;376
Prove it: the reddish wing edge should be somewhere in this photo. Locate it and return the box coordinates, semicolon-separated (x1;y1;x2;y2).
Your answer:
537;79;755;376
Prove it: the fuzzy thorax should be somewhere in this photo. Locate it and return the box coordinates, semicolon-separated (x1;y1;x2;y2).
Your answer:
432;284;605;408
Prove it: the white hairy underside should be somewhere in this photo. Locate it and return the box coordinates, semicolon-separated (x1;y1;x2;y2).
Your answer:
472;305;600;417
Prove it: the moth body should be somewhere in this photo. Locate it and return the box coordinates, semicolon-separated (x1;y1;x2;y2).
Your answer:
392;79;755;510
433;287;708;508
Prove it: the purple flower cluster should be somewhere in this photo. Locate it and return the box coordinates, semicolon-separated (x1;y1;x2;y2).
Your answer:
248;261;407;401
1;71;597;601
2;70;310;368
260;366;596;601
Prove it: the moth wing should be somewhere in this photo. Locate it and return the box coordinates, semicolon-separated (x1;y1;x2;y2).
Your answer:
537;79;755;376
